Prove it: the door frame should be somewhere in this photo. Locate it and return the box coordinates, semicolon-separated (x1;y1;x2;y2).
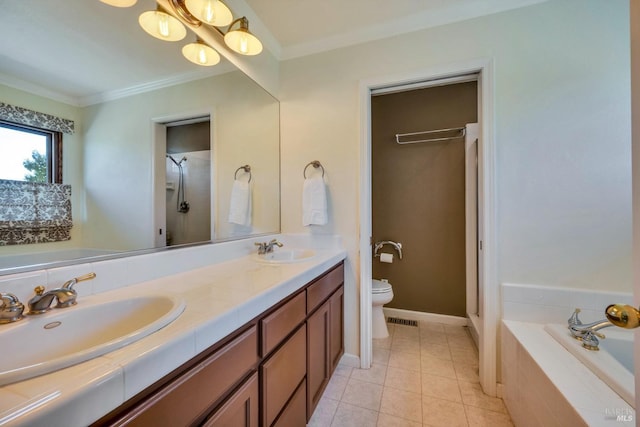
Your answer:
358;57;498;395
151;109;216;247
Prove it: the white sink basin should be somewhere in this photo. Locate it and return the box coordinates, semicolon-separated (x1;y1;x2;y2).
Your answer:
0;293;185;386
253;249;316;264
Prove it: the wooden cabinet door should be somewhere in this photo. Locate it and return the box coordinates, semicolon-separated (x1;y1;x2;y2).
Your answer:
306;299;330;419
202;373;258;427
329;286;344;372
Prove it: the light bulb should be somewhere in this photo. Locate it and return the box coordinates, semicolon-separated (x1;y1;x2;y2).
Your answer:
239;34;249;54
202;0;216;23
198;46;207;64
158;14;170;38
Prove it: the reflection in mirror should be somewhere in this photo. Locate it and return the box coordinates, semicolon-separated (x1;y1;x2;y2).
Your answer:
0;1;280;275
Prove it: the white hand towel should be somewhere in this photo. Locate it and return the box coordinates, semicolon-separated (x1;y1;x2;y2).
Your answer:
228;180;252;226
302;175;328;226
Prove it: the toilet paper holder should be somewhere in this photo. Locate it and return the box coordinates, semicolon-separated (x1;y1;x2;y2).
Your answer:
373;240;403;260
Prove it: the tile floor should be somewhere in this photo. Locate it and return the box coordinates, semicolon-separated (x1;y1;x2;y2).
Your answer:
307;320;514;427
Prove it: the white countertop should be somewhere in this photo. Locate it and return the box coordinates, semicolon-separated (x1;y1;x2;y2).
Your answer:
0;247;346;427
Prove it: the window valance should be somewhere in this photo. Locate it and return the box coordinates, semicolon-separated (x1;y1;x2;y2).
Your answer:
0;180;73;245
0;102;75;134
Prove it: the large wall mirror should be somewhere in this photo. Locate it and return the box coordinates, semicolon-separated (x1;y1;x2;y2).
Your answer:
0;0;280;274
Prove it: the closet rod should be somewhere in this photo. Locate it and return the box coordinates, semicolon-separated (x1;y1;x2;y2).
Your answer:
395;126;465;145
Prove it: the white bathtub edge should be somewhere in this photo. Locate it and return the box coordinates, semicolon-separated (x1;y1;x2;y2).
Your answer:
502;320;635;426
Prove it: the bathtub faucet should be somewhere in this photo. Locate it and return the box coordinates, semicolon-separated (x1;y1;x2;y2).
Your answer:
567;308;615;351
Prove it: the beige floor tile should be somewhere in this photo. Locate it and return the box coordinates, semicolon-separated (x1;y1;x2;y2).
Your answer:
419;321;446;332
443;325;470;337
391;336;420;354
331;402;378;427
373;336;392;350
450;348;479;367
372;348;390;365
323;373;349;401
421;373;462;403
419;330;448;345
420;343;452;361
464;405;514;427
447;335;477;351
422;395;468;427
379;387;422;423
458;381;507;413
334;363;354;378
350;363;388;385
388;350;421;371
421;354;457;379
341;378;384;411
454;364;479;383
376;412;422;427
392;325;420;339
384;366;422;393
308;397;339;427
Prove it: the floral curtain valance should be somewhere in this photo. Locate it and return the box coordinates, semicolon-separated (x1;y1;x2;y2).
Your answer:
0;102;75;134
0;180;73;245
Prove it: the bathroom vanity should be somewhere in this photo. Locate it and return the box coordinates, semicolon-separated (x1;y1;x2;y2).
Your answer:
0;239;346;427
93;262;344;426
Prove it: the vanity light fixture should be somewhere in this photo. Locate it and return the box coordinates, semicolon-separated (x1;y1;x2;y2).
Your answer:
224;17;262;56
182;39;220;66
139;7;187;41
99;0;138;7
184;0;233;27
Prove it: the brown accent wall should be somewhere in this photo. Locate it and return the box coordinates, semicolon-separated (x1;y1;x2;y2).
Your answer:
371;81;477;317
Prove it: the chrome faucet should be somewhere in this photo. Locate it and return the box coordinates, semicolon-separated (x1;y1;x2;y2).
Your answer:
0;293;25;324
255;239;283;255
27;272;96;315
567;308;613;350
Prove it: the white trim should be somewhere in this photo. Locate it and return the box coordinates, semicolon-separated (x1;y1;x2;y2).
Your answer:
383;307;468;327
338;353;361;368
465;123;480;319
359;57;497;395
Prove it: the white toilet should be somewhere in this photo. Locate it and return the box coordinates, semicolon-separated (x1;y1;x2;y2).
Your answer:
372;279;394;339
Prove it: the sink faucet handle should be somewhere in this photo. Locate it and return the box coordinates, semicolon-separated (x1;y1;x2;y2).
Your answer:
568;308;582;326
34;285;46;295
62;272;96;290
0;293;25;324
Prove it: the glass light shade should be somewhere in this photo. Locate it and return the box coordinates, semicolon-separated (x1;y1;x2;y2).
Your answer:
184;0;233;27
182;42;220;66
100;0;137;7
224;19;262;56
139;10;187;41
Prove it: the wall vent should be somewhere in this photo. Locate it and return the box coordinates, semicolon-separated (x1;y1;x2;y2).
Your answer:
387;317;418;327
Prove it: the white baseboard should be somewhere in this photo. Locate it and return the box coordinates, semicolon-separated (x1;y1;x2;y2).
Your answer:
467;314;481;347
383;307;468;326
496;383;504;398
339;353;360;368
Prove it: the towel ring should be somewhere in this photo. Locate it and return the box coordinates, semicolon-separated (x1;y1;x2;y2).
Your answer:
303;160;325;178
234;165;252;183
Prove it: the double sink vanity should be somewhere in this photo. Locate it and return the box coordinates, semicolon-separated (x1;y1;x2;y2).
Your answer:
0;236;346;426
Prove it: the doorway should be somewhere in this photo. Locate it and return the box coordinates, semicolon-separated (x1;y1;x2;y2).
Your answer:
152;114;214;248
371;80;477;318
359;60;497;396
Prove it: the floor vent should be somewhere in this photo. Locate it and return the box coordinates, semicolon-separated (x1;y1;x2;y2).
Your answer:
387;317;418;327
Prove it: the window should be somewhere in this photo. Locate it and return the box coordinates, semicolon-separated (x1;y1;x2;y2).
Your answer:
0;120;62;183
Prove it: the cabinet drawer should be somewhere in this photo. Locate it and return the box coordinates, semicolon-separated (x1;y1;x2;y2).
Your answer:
261;324;307;427
307;263;344;314
115;325;258;426
261;291;306;356
272;379;306;427
202;372;259;427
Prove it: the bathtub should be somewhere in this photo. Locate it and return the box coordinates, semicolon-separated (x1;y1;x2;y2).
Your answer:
545;323;634;408
502;320;635;426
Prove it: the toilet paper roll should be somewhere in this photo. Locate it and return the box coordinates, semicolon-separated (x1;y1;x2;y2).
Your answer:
379;253;393;263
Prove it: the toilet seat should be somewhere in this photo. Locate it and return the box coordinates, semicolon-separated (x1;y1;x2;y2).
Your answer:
372;279;392;294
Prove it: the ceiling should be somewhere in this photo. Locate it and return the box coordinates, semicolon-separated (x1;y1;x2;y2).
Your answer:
0;0;548;105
